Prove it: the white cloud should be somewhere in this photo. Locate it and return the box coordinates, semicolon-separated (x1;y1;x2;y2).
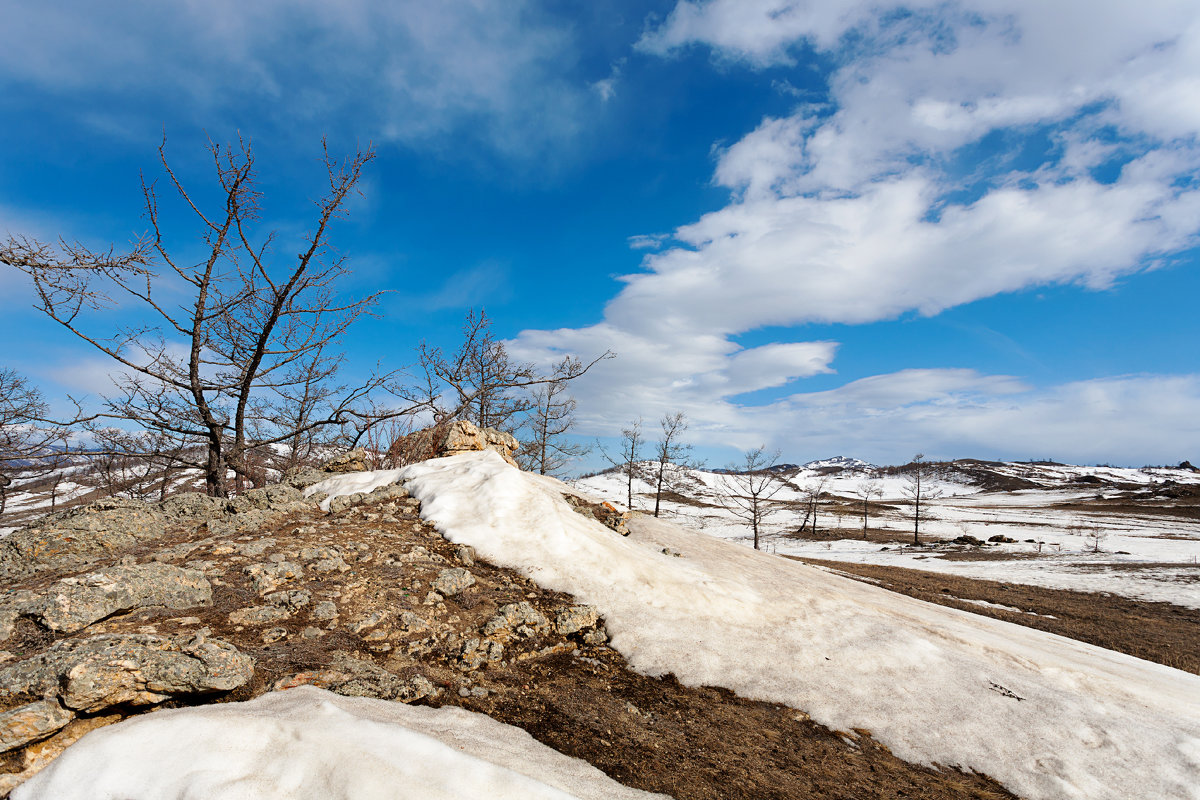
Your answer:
0;0;596;158
755;372;1200;466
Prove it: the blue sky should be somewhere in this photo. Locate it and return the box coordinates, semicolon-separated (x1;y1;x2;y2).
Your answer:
2;0;1199;471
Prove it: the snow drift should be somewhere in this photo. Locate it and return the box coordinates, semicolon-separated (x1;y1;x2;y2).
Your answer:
12;686;666;800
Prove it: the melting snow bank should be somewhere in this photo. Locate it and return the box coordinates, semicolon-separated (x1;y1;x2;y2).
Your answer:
12;686;666;800
390;452;1200;800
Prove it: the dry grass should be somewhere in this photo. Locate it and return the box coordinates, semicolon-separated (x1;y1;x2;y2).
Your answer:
792;558;1200;675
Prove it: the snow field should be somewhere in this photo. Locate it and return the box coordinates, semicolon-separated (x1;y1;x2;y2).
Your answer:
13;686;667;800
389;452;1200;800
574;463;1200;607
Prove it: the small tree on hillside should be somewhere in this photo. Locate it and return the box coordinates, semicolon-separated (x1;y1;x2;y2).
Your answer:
405;309;611;434
718;446;788;550
652;411;692;518
795;475;830;536
519;369;588;476
900;453;943;545
854;477;883;539
0;369;74;516
598;418;643;510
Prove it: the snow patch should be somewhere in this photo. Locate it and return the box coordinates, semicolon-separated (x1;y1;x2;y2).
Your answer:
13;686;666;800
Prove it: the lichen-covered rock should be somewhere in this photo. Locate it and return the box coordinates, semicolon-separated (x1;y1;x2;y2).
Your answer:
0;633;253;713
554;605;601;636
432;567;475;597
0;499;168;580
321;449;370;473
0;701;74;753
562;494;631;536
243;561;304;594
229;605;292;626
458;637;504;671
482;602;550;639
159;492;227;520
21;563;211;636
264;589;311;611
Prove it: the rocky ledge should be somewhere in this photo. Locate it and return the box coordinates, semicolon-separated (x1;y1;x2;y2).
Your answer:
0;465;612;795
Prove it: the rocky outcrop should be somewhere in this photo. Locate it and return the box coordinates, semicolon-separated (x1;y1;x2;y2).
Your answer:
0;563;211;638
320;448;370;473
0;487;320;581
388;419;520;467
562;494;631;536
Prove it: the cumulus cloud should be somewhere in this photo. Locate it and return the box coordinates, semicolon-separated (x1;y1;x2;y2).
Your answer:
0;0;594;158
512;1;1200;463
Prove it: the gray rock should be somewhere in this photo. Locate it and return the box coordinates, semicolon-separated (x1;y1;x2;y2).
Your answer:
244;561;304;594
0;633;253;713
455;545;476;566
326;653;409;700
482;602;550;639
321;449;369;473
0;700;74;753
283;468;328;490
264;589;311;611
458;638;504;671
0;498;168;580
229;605;292;626
159;492;227;520
311;601;339;621
397;611;427;632
433;567;476;597
554;605;601;636
26;563;211;635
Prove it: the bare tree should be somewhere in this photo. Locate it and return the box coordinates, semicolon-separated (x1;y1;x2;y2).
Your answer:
597;419;644;511
0;369;76;516
900;454;943;545
3;137;398;498
717;446;788;550
407;309;611;434
795;475;830;536
652;412;692;518
854;477;883;539
519;369;588;476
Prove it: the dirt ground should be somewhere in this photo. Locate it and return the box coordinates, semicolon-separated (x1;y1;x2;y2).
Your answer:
791;557;1200;675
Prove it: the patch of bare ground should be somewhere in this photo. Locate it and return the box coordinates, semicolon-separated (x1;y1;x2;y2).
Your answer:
791;558;1200;675
0;492;1017;800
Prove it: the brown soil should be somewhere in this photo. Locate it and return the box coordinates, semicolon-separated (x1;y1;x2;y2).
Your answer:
0;492;1018;800
791;558;1200;675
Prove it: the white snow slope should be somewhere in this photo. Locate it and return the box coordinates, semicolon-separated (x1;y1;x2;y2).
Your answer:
14;686;666;800
382;452;1199;800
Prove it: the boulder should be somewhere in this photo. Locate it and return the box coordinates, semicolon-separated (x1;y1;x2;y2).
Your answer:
482;602;550;639
0;633;253;714
554;605;601;636
562;494;631;536
432;567;476;597
320;449;370;473
0;701;74;753
18;563;211;636
388;420;520;467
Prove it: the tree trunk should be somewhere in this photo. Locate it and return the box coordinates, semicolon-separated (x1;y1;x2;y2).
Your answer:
654;461;666;518
206;436;229;498
862;499;869;538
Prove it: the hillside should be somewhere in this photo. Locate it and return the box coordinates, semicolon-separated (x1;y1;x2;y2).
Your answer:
0;446;1197;798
